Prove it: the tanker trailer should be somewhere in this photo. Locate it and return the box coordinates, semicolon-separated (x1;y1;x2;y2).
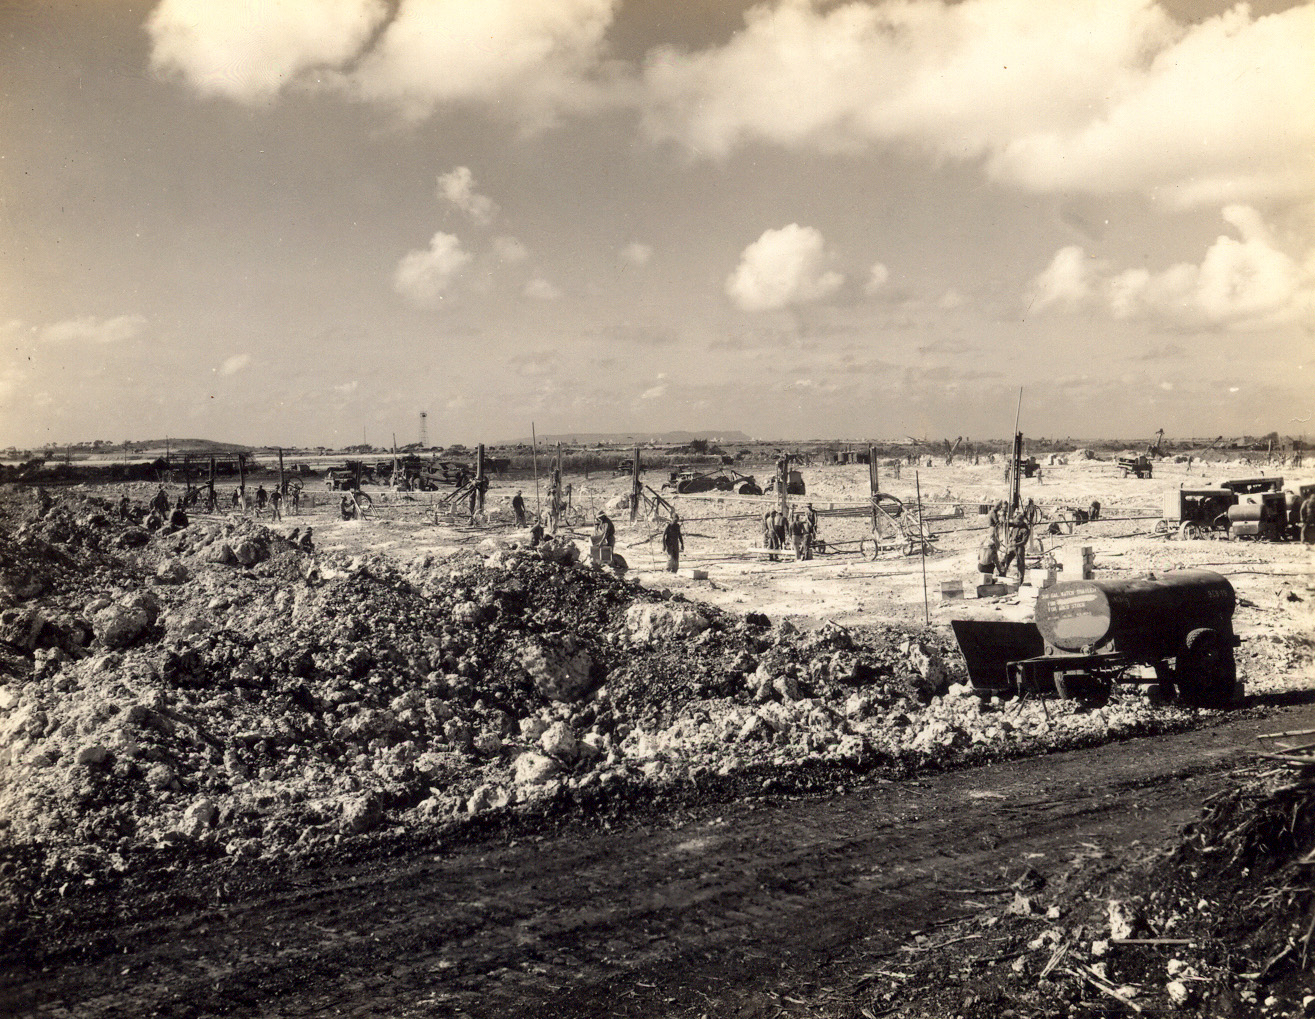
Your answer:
951;570;1241;708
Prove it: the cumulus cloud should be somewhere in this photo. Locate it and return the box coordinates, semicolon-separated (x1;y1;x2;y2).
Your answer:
864;262;890;295
39;314;147;345
147;0;387;105
393;232;472;305
524;277;562;300
620;241;653;266
220;353;251;376
1032;206;1315;329
342;0;619;127
493;236;530;263
1028;246;1097;312
147;0;619;127
726;224;844;312
641;0;1315;207
438;167;498;224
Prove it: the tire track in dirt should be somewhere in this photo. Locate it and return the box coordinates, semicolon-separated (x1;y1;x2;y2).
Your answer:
5;705;1308;1019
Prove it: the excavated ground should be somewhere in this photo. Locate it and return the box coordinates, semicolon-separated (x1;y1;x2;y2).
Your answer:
1;459;1313;1017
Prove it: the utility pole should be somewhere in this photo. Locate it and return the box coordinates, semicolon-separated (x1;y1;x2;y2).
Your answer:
868;444;879;530
629;446;641;523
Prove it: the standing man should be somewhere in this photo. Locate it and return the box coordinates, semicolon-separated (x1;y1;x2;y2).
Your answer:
977;533;1001;577
998;510;1031;583
512;490;526;527
1301;490;1315;545
467;483;479;525
662;514;684;573
151;486;170;517
762;509;778;562
594;511;615;565
804;502;818;539
255;485;267;514
269;486;283;521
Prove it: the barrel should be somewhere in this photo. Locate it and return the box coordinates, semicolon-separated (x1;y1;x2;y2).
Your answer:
1034;570;1235;656
1227;502;1264;523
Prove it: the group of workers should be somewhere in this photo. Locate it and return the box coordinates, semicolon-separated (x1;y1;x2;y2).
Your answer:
761;503;819;562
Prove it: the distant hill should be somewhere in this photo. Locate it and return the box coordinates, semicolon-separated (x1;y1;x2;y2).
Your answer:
505;430;755;446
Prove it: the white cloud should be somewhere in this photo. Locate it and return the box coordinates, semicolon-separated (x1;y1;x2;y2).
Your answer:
523;277;562;300
864;262;890;295
726;224;844;312
147;0;387;105
1028;246;1097;312
333;380;359;395
393;232;472;305
438;166;498;224
220;353;251;376
1034;206;1315;329
641;0;1315;207
640;382;667;399
938;289;966;310
493;236;530;263
39;314;147;345
620;241;653;266
343;0;619;127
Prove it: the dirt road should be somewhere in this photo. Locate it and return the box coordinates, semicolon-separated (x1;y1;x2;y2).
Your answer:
6;701;1312;1019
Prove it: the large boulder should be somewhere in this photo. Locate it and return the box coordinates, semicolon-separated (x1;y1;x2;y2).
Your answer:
513;751;561;787
625;603;711;644
522;638;593;703
92;604;151;650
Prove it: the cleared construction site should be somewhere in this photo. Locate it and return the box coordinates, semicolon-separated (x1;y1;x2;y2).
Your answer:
1;426;1313;1018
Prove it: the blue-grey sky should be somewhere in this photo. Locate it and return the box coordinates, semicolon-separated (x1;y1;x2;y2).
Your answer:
2;0;1312;449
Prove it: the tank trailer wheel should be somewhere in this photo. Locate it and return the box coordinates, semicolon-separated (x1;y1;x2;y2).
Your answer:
1153;519;1169;534
1179;521;1204;541
1176;627;1234;708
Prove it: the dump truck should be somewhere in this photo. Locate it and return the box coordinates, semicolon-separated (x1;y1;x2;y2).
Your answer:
951;569;1242;709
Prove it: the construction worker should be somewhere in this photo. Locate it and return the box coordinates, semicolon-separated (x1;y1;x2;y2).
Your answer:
999;511;1031;583
118;493;131;520
762;509;779;562
977;533;1001;577
662;514;684;573
1088;499;1101;522
512;490;526;527
151;486;170;516
593;511;615;565
805;502;818;538
791;513;808;560
255;485;267;513
269;487;283;521
340;494;354;520
290;485;301;515
1301;491;1315;545
986;500;1007;543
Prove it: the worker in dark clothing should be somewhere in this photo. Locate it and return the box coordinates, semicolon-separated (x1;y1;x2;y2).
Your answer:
340;494;354;520
151;487;170;516
1088;500;1101;522
232;488;240;508
595;511;615;549
999;512;1031;583
529;521;545;546
467;484;479;525
118;494;131;520
299;527;314;552
662;514;684;573
167;503;189;532
512;491;526;527
805;502;818;537
269;487;282;521
255;485;267;513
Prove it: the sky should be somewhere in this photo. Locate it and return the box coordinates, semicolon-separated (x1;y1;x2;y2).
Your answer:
2;0;1313;450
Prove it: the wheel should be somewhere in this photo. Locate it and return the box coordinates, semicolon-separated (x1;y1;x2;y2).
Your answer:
738;482;762;496
1179;521;1203;540
1154;519;1169;534
714;477;733;491
859;538;878;561
1176;628;1235;707
873;493;904;517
